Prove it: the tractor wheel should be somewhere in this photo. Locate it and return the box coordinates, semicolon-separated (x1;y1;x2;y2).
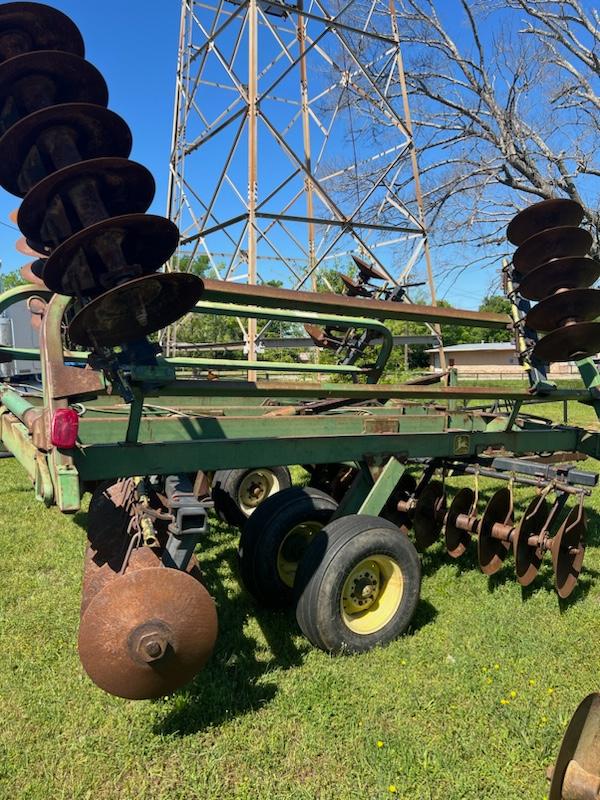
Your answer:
294;515;421;653
238;486;338;608
211;466;292;527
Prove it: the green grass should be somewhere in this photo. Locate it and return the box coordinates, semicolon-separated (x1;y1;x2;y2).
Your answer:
1;389;600;799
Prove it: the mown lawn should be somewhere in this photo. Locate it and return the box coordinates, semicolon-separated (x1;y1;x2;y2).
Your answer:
1;385;599;799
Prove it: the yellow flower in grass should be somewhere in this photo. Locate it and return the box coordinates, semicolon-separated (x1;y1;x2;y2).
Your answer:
547;687;555;695
529;679;536;686
500;699;510;706
377;740;384;748
486;677;493;685
494;663;500;670
510;691;517;699
389;786;397;794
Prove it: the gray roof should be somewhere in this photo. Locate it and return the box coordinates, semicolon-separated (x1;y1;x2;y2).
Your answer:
425;342;516;353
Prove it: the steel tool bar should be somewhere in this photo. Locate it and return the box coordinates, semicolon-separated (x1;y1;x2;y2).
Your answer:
200;279;511;328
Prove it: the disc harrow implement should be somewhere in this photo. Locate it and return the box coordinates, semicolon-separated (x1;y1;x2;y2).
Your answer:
394;461;589;598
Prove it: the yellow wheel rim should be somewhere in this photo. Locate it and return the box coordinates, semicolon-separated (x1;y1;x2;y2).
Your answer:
276;521;323;588
237;469;280;516
340;555;404;635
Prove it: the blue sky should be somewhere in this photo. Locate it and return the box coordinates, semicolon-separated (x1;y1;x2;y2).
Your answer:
0;1;519;310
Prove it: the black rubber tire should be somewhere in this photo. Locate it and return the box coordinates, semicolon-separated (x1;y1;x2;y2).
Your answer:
211;466;292;528
238;486;338;608
294;515;421;654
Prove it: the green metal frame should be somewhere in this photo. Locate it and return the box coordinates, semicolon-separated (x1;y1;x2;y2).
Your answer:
1;282;599;514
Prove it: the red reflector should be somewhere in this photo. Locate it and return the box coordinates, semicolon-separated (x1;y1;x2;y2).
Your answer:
51;408;79;448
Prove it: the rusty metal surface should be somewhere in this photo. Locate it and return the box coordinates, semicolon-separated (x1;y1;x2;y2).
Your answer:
513;226;592;274
513;497;548;586
42;213;179;295
352;254;386;282
0;102;132;196
477;488;512;575
0;3;84;59
518;257;600;302
68;273;204;347
0;49;108;136
507;199;584;246
413;480;445;552
18;157;155;248
550;693;600;800
201;278;511;329
445;488;475;558
552;505;586;599
532;322;600;363
78;566;218;699
20;258;45;286
525;289;600;333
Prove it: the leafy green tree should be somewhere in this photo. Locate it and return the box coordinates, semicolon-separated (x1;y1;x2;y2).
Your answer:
0;269;27;292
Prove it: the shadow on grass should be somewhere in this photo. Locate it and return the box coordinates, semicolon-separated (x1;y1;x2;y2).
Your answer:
154;540;309;736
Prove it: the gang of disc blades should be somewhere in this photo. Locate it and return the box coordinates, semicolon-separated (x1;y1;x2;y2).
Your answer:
0;102;132;196
532;321;600;363
445;487;475;558
0;50;108;138
549;693;600;800
352;255;386;282
78;566;218;699
513;226;592;275
507;199;584;246
551;505;586;599
304;323;330;348
517;257;600;301
477;488;511;575
525;288;600;333
42;213;179;296
513;497;548;586
18;157;155;248
413;480;445;552
68;273;205;348
0;3;84;59
339;272;371;297
20;259;45;286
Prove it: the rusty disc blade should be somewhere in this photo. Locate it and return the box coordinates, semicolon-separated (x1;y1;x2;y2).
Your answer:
507;199;584;246
549;693;600;800
0;50;108;138
0;3;84;60
78;566;218;699
551;505;586;599
352;255;386;282
513;226;592;275
338;272;371;297
0;102;132;197
42;213;179;296
445;487;475;558
382;472;417;530
532;321;600;363
525;289;600;333
15;235;47;257
18;157;156;248
513;497;548;586
304;323;329;348
518;257;600;301
20;258;45;286
68;273;205;348
413;480;445;552
477;488;511;575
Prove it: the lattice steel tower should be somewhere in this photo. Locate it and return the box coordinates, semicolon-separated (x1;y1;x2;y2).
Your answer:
167;0;441;362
